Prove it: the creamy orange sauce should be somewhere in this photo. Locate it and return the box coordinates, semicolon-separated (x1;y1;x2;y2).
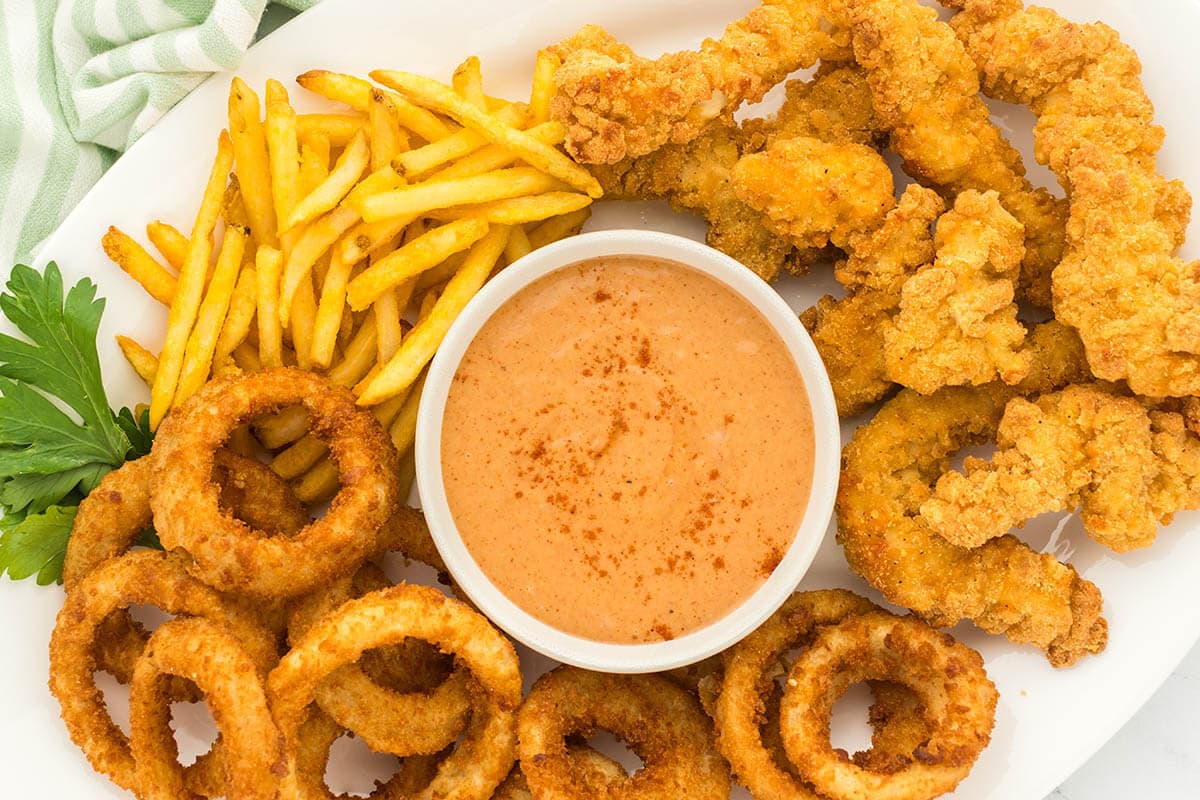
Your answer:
441;256;814;643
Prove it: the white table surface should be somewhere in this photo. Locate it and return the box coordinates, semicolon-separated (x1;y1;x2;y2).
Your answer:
1052;640;1200;798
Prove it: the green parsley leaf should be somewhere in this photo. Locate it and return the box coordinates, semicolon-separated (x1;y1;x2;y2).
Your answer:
0;263;131;469
0;463;108;516
0;505;77;585
115;405;155;460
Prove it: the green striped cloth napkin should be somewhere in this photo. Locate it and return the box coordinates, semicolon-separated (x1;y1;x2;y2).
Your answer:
0;0;317;267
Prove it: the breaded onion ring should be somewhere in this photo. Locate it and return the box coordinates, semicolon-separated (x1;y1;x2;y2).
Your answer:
518;666;730;800
287;562;472;756
63;453;309;686
779;612;998;800
129;617;285;800
151;368;399;598
268;584;522;800
291;709;445;800
494;746;626;800
714;589;932;800
48;550;275;792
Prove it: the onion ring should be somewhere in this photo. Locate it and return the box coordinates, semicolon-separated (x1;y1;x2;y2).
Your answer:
494;745;626;800
778;611;998;800
63;453;308;685
268;583;522;800
291;709;445;800
129;617;285;800
713;589;933;800
287;562;472;756
151;368;400;598
518;666;730;800
48;550;275;792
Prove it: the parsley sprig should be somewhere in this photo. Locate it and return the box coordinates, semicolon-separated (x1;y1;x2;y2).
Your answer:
0;263;153;584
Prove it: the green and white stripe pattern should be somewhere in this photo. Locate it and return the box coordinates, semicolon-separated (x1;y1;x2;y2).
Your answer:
0;0;315;266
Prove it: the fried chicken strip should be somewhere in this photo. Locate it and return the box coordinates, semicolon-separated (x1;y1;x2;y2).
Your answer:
921;384;1200;553
830;0;1067;307
801;184;945;416
548;2;848;163
883;189;1030;394
837;321;1107;666
947;0;1200;398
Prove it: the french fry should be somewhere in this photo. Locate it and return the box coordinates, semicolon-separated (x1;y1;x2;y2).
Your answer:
359;225;510;405
228;78;277;247
285;129;369;232
176;225;249;405
270;434;329;480
374;280;413;364
254;404;309;448
530;50;561;125
428;192;591;225
345;218;489;310
368;92;406;171
279;205;359;325
116;336;158;387
414;254;465;291
528;207;592;249
451;56;487;111
255;246;285;368
222;176;251;229
310;248;356;369
265;80;300;236
356;167;563;222
344;165;406;209
371;70;602;197
227;424;270;460
291;277;318;370
418;285;442;320
232;341;262;372
297;113;365;146
295;70;452;142
391;103;526;179
149;131;234;429
213;267;258;368
504;225;533;265
396;445;417;499
298;134;331;194
146;220;189;272
327;312;379;388
387;369;427;454
425;120;563;182
102;226;177;305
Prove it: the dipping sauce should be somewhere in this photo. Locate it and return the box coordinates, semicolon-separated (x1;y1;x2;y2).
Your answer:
440;256;814;643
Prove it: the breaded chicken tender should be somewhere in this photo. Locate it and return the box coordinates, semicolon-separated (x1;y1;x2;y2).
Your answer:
590;121;806;282
802;185;945;416
831;0;1067;307
921;384;1200;553
548;2;848;163
883;190;1030;394
743;62;888;149
732;136;895;251
837;322;1108;667
947;0;1200;397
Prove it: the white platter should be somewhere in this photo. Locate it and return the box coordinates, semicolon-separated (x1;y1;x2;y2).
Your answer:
3;0;1200;797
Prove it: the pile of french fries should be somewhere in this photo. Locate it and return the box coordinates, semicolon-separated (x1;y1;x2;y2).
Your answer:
106;52;596;501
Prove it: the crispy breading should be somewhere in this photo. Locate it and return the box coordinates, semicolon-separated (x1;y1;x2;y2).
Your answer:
732;136;895;251
590;121;805;282
947;0;1200;397
548;2;848;163
803;185;945;416
921;384;1200;553
743;62;888;149
837;321;1107;667
883;189;1030;394
831;0;1067;307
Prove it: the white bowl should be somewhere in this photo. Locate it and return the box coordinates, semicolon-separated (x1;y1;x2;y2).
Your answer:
415;229;840;673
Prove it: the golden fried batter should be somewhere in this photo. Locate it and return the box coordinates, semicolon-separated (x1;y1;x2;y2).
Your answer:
803;185;945;416
590;121;803;282
948;0;1200;397
837;321;1108;667
732;136;895;251
832;0;1067;307
883;190;1030;394
921;384;1200;553
548;2;848;163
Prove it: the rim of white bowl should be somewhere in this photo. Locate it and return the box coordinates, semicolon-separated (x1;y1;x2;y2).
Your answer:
415;229;840;673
